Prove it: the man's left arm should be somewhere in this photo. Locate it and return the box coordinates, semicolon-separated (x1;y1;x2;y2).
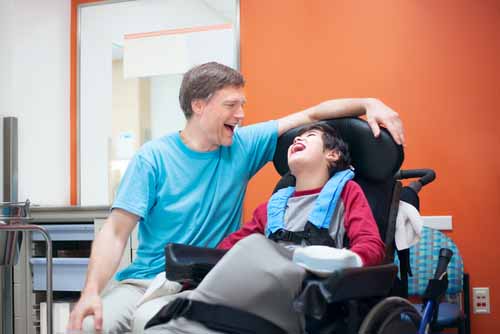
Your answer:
277;98;405;145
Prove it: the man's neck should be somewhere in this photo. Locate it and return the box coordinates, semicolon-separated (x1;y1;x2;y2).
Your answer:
180;121;218;152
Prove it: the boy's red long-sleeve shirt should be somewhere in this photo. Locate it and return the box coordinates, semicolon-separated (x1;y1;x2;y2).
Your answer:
218;180;385;266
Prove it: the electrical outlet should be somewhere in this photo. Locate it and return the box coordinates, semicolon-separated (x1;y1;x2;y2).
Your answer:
473;287;490;314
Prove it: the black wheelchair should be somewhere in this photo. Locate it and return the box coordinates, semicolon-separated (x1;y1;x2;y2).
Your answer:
151;118;451;334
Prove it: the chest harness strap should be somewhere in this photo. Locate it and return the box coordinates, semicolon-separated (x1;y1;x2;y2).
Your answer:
266;169;354;247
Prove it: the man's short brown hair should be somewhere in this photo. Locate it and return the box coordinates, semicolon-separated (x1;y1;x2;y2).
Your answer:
179;62;245;119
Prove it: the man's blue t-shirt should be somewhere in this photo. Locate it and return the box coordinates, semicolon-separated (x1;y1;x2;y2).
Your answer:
113;120;278;280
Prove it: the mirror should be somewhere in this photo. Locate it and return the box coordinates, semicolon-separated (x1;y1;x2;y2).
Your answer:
77;0;239;205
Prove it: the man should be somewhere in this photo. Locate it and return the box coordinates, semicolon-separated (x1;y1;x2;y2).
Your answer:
68;62;404;332
144;122;384;333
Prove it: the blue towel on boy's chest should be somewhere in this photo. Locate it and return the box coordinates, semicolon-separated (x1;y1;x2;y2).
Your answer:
266;169;355;236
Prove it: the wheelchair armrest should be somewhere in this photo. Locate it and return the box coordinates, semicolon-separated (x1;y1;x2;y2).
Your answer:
165;243;227;286
294;263;398;319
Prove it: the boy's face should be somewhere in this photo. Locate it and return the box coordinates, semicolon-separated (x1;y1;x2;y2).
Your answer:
287;129;338;176
192;85;246;147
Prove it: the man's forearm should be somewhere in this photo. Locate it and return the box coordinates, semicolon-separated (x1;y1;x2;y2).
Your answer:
81;222;129;296
277;98;376;135
277;97;404;145
305;98;375;121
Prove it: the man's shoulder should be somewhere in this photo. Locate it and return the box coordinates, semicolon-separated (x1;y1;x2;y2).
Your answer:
132;133;180;169
234;120;278;139
230;121;278;156
139;133;178;155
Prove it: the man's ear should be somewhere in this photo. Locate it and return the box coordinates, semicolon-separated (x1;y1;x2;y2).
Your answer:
191;99;206;116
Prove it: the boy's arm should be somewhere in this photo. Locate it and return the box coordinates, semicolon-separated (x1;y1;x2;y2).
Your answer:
342;182;385;266
277;98;404;145
218;202;268;250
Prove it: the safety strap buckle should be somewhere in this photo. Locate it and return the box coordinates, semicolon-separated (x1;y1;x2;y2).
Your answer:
276;229;293;241
269;228;304;244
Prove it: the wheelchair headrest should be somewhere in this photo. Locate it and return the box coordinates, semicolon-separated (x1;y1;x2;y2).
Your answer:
273;118;404;182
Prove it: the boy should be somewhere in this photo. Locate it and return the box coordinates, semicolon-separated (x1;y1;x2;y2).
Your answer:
218;122;384;268
145;122;384;334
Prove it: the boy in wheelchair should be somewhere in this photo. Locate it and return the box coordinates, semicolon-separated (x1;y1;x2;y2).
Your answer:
144;122;385;333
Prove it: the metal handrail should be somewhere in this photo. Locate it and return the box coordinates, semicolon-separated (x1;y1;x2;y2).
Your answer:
0;200;52;334
0;200;31;220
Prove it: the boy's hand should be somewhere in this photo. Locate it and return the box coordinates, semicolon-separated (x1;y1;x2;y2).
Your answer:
67;293;103;331
365;99;405;146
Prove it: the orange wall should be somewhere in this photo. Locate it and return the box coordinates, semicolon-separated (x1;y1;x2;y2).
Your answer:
240;0;500;332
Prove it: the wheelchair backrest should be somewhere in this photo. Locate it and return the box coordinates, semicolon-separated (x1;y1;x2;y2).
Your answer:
272;117;404;261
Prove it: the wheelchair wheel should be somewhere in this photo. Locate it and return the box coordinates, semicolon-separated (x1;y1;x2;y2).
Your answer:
358;297;421;334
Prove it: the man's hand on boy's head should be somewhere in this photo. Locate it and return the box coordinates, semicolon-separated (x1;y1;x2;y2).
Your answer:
364;99;405;146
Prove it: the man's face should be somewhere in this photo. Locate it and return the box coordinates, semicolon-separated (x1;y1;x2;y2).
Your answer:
194;86;246;147
287;130;337;176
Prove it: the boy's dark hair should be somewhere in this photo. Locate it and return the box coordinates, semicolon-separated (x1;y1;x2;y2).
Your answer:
295;121;351;175
179;62;245;119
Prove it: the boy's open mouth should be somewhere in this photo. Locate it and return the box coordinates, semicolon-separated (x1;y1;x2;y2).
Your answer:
290;143;305;155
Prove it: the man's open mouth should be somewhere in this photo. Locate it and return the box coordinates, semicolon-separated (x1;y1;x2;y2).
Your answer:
224;124;236;134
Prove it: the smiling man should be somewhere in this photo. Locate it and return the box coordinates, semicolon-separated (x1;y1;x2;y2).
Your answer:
68;62;404;333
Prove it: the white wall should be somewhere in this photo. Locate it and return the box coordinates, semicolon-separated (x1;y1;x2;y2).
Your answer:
0;0;13;203
150;75;185;139
0;0;237;206
0;0;70;206
80;0;237;205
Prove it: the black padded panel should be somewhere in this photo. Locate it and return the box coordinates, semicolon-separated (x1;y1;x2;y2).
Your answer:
355;177;396;244
400;187;420;211
273;118;404;182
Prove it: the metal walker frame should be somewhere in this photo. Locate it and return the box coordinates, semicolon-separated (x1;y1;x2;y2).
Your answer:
0;200;53;334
